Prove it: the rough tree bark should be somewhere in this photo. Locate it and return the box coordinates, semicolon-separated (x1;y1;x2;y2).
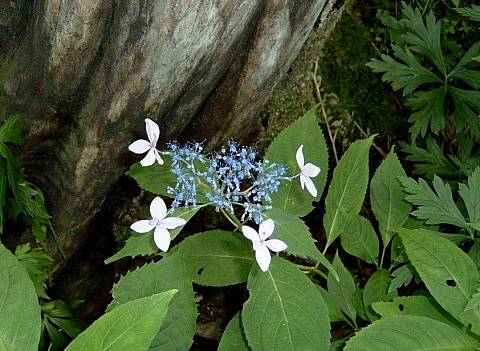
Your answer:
0;0;339;262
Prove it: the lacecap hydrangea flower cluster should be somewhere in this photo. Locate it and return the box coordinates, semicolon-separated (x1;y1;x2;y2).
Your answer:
128;118;320;271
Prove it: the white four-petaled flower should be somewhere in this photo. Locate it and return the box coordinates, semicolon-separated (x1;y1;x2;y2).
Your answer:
128;118;164;167
296;145;321;197
242;219;287;272
130;197;186;252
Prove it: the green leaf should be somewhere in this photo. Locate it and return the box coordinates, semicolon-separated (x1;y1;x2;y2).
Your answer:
317;286;347;323
0;243;41;351
406;87;446;138
367;47;442;96
370;149;411;246
266;106;329;216
402;5;446;76
128;157;176;197
111;256;196;351
449;43;480;89
171;230;253;286
327;254;357;321
469;241;480;270
450;87;480;137
400;175;467;228
345;316;479;351
263;208;338;280
459;167;480;224
388;264;414;293
15;244;54;299
399;228;480;334
373;295;459;328
218;312;250;351
363;269;396;321
65;291;176;351
105;205;202;264
323;136;374;248
465;286;480;311
400;138;458;178
456;5;480;22
0;160;6;234
0;114;22;145
340;215;379;264
353;288;368;322
242;256;330;351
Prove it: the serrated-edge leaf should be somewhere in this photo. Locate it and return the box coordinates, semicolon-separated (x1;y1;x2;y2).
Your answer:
65;291;176;351
218;312;250;351
345;315;479;351
370;149;411;246
242;256;330;351
0;244;41;351
110;256;196;351
170;230;253;286
328;254;357;321
399;228;480;334
340;215;379;264
324;136;374;248
266;106;329;216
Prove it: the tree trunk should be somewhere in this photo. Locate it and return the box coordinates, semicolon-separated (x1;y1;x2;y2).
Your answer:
0;0;339;261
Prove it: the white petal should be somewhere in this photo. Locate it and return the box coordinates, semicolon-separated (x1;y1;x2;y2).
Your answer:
140;148;156;167
154;149;164;165
130;220;155;233
153;226;171;252
255;245;271;272
242;226;260;245
303;176;318;197
128;139;150;154
302;163;321;177
266;239;287;252
259;219;275;239
161;217;187;229
145;118;160;146
150;197;167;219
300;174;305;189
296;145;305;169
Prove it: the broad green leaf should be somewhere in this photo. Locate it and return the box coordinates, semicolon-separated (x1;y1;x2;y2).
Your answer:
363;269;396;321
317;286;346;323
218;312;250;351
469;241;480;270
459;167;480;223
242;257;330;351
0;160;6;233
399;228;480;334
0;244;41;351
171;230;253;286
128;157;176;197
340;215;379;264
465;286;480;312
328;254;357;321
266;106;329;216
370;150;411;246
105;205;201;264
65;291;176;351
353;288;368;322
400;175;467;228
111;256;196;351
263;208;338;280
373;295;459;328
345;315;479;351
388;264;414;293
323;136;374;248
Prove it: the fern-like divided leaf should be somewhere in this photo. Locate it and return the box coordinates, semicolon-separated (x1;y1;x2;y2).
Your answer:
456;5;480;22
367;3;480;138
